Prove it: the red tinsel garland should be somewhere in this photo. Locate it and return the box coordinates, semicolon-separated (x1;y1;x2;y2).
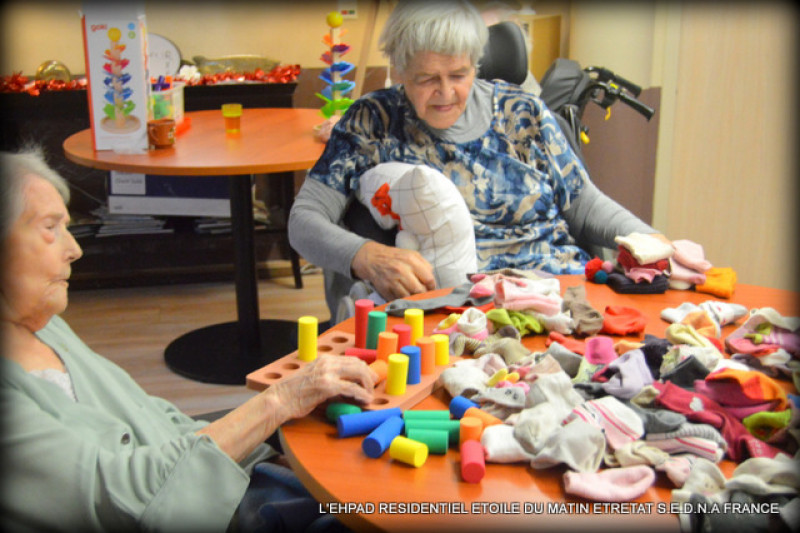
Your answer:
0;72;87;95
0;64;301;95
183;65;301;86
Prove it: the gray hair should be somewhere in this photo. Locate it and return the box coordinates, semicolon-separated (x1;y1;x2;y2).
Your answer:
0;147;71;240
379;0;489;75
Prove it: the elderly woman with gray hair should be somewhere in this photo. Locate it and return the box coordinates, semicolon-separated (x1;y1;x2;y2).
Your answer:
289;0;669;318
0;149;372;530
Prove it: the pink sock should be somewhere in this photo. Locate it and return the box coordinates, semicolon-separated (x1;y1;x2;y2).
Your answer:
584;336;618;365
563;465;656;501
469;273;496;299
656;455;698;488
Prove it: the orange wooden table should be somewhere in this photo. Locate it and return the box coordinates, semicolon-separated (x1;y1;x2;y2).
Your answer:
64;108;324;384
274;276;798;532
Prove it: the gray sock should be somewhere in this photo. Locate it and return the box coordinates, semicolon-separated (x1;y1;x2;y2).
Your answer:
385;283;493;316
544;341;583;378
626;402;687;434
646;422;728;451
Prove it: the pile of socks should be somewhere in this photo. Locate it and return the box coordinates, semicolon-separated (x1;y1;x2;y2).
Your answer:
582;233;739;299
672;454;799;533
435;293;799;511
607;232;674;294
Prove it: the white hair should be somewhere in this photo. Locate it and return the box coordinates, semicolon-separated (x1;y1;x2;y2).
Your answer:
379;0;489;75
0;147;71;240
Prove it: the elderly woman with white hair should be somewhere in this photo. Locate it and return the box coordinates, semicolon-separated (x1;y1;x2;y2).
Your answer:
289;0;669;317
0;149;372;531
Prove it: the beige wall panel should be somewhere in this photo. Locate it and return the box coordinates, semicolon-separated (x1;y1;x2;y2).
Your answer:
568;2;657;88
667;4;797;291
0;0;391;76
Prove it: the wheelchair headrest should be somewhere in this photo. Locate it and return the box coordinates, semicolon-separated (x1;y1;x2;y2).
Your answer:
477;22;529;86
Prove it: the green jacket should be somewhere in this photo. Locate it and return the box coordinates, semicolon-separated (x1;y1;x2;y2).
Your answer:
0;315;272;532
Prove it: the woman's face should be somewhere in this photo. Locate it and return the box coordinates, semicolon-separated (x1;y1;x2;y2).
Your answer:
398;51;476;130
0;175;83;331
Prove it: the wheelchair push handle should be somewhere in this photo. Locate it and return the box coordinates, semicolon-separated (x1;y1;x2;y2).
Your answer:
617;91;655;121
586;66;642;97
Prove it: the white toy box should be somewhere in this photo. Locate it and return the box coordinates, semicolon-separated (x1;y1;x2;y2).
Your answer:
81;1;149;151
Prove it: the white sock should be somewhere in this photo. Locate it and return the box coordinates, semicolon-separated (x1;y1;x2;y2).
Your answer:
482;423;534;463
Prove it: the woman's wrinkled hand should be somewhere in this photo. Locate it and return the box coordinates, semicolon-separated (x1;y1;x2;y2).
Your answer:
270;355;377;420
351;241;436;301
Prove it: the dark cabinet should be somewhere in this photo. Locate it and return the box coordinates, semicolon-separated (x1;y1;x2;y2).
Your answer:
0;83;298;289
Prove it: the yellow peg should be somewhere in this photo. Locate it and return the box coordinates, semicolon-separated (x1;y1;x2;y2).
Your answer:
297;316;318;362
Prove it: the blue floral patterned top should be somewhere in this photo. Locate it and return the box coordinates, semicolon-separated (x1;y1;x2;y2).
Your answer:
307;80;591;274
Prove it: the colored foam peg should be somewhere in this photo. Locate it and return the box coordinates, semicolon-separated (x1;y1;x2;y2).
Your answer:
385;353;409;396
368;359;388;386
404;308;424;345
449;395;480;419
416;336;435;375
460;440;486;483
431;333;450;366
404;419;461;446
403;410;451;421
362;416;404;458
392;324;411;350
459;416;483;445
326;402;362;424
463;407;503;428
389;436;428;467
376;331;398;363
336;407;403;438
401;345;421;385
343;347;377;364
354;299;374;349
297;316;318;362
406;428;449;454
366;311;387;350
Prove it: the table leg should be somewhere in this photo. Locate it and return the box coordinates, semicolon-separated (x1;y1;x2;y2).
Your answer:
164;175;297;384
230;174;261;354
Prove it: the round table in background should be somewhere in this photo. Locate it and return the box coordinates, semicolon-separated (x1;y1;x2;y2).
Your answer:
64;108;325;384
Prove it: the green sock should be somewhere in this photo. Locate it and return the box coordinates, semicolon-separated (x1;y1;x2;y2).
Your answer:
742;408;792;440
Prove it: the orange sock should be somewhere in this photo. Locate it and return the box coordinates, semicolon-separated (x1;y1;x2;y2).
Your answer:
680;310;719;338
600;306;648;336
695;267;737;299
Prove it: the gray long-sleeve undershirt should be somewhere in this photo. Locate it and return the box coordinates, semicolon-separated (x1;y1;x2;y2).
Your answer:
288;175;656;281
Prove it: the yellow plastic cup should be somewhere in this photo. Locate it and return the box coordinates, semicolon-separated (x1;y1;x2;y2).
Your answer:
221;103;242;134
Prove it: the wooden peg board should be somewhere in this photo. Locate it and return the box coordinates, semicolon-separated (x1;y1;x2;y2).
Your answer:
246;328;463;411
